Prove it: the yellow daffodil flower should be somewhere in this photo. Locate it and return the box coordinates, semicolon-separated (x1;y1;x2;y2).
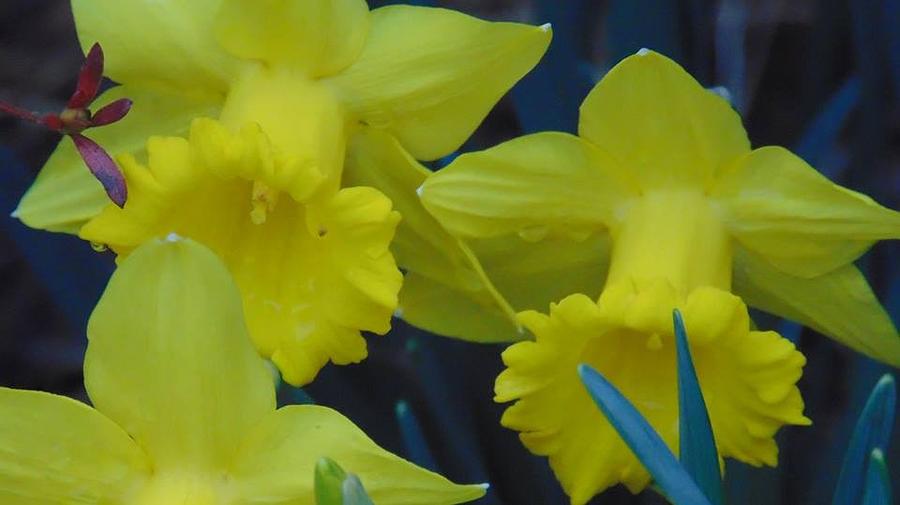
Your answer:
0;237;485;505
15;0;551;385
420;50;900;502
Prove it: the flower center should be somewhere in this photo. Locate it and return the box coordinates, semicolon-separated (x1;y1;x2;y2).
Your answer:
219;64;350;203
130;472;232;505
606;190;731;294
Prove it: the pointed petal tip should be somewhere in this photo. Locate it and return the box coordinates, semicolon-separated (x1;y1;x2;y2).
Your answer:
69;42;105;109
165;232;184;243
90;98;133;126
70;133;127;208
539;22;552;32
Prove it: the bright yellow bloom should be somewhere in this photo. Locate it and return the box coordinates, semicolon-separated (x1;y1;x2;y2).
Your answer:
16;0;550;384
0;237;485;505
420;50;900;502
422;49;900;365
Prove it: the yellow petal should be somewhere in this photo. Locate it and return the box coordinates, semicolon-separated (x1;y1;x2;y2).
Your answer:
72;0;236;96
84;238;276;471
496;282;808;504
713;146;900;277
15;86;220;233
398;233;612;343
579;50;750;190
344;128;519;341
421;132;634;239
0;388;149;504
471;233;610;320
328;5;550;160
733;246;900;366
231;405;486;505
399;272;522;342
215;0;369;77
81;120;402;386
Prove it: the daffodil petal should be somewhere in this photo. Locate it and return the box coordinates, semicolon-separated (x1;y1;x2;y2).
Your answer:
15;86;219;233
81;121;402;386
713;146;900;277
344;128;519;341
399;272;521;343
733;246;900;366
0;388;149;504
496;282;808;504
84;238;276;471
71;0;235;95
578;50;750;190
421;132;633;239
216;0;369;77
231;405;486;505
328;5;550;160
472;233;610;314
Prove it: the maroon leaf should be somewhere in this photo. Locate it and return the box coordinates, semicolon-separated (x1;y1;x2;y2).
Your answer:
68;43;104;109
91;98;132;126
71;133;127;207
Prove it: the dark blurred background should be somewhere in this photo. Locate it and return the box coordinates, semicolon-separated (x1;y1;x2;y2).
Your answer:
1;1;899;504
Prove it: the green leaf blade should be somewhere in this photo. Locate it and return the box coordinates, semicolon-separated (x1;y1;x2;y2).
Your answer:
833;374;897;505
578;364;713;505
674;310;724;505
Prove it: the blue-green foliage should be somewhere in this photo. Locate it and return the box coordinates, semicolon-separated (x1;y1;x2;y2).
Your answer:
578;363;712;505
396;400;439;471
833;375;896;505
674;310;723;505
863;449;892;505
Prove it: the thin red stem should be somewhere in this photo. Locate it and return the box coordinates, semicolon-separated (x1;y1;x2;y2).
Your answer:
0;99;41;124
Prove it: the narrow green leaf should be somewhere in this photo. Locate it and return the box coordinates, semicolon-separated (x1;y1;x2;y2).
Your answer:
674;310;723;505
315;457;347;505
862;449;893;505
578;364;713;505
396;400;439;471
342;474;376;505
832;375;897;505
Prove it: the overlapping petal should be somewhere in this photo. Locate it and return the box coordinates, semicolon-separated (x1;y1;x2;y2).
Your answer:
345;129;611;342
84;238;275;471
71;0;236;95
15;86;220;233
496;282;808;504
80;120;401;386
733;246;900;366
344;128;519;341
328;5;551;160
231;405;486;505
421;132;634;239
216;0;369;77
0;389;149;504
579;50;749;190
713;146;900;277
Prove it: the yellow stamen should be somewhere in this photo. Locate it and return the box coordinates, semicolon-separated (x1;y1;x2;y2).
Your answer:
250;181;279;225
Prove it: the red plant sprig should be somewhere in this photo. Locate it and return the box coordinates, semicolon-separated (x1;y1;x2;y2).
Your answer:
0;43;130;207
